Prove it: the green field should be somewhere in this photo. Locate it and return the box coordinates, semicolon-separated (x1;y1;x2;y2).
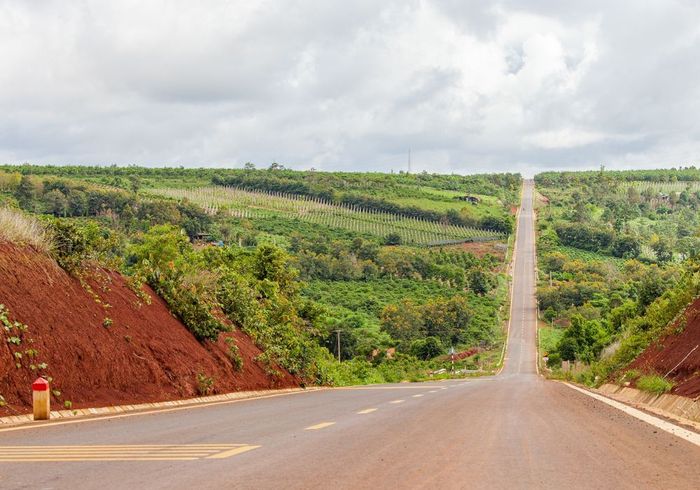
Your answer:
151;186;506;246
556;246;626;268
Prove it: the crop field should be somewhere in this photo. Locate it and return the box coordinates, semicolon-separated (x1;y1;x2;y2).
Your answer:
152;186;506;246
556;246;626;268
617;180;700;194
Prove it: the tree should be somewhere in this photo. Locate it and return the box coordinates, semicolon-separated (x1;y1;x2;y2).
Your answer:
651;237;673;263
128;224;190;272
627;186;641;204
384;233;402;246
128;175;141;194
44;189;68;216
556;315;609;362
410;337;444;360
380;300;423;341
67;190;89;216
14;175;36;210
611;235;640;259
252;244;297;290
468;269;493;295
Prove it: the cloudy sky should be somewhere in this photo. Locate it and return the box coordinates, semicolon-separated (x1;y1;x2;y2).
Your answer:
1;1;699;175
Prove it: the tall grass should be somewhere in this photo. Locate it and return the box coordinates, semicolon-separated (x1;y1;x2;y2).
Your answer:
636;375;674;395
0;207;52;253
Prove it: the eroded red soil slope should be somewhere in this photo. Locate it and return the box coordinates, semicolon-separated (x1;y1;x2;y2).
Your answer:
0;242;298;416
628;296;700;398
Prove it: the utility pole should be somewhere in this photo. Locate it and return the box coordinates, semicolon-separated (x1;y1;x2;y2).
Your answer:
334;329;342;362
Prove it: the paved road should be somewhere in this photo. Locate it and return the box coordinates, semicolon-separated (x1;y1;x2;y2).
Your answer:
2;180;700;489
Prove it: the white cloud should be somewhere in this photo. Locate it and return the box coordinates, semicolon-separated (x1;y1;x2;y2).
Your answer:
0;0;698;176
525;128;607;149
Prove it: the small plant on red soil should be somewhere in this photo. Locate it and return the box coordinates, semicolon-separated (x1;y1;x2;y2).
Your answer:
196;372;214;396
224;337;244;371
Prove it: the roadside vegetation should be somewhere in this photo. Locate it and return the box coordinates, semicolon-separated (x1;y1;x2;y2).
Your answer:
535;167;700;388
0;165;520;387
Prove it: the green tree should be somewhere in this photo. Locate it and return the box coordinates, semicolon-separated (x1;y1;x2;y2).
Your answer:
611;235;640;259
410;336;444;360
129;224;189;271
380;300;424;341
44;189;68;216
468;269;493;295
14;175;37;210
384;233;402;246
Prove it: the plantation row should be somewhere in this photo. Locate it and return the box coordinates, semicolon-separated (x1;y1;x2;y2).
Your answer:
153;186;505;246
617;180;700;194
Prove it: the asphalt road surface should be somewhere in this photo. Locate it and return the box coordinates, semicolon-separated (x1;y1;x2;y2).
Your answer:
1;180;699;489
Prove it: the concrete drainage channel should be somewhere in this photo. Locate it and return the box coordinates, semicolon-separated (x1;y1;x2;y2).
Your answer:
595;383;700;428
0;386;323;429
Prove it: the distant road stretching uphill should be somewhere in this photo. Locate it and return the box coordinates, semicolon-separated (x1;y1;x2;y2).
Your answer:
1;180;699;489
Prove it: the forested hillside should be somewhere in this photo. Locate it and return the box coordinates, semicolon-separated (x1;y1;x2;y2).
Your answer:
0;165;520;407
535;168;700;395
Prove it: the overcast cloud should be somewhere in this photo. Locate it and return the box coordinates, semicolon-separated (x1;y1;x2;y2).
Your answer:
1;0;699;176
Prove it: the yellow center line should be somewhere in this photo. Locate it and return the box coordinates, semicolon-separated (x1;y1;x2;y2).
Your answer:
0;457;200;462
0;444;260;462
389;400;405;404
305;422;335;430
0;445;245;448
205;445;260;459
357;408;377;414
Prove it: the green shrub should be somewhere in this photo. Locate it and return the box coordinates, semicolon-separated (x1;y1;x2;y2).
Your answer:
546;352;562;368
636;375;673;395
225;337;244;371
45;218;123;272
410;337;444;360
196;373;214;396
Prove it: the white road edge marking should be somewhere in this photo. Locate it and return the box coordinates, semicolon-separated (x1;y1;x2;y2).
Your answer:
412;394;424;398
563;383;700;447
497;181;525;376
389;400;405;404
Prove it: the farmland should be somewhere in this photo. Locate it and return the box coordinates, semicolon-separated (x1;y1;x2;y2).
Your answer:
151;186;505;246
535;168;700;389
0;165;519;387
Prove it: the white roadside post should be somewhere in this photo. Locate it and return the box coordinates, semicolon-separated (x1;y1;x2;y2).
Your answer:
32;377;50;420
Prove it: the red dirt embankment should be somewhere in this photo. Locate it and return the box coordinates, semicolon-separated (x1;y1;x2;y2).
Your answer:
0;242;298;416
628;296;700;398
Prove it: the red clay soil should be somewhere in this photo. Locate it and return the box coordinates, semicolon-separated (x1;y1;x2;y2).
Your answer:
446;241;507;260
0;242;298;417
627;296;700;398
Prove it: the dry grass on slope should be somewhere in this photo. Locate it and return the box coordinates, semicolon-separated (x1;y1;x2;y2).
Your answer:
0;207;52;254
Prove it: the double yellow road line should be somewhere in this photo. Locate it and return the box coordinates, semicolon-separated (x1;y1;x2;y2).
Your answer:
0;444;260;462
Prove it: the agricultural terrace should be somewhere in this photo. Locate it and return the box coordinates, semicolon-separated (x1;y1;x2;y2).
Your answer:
151;186;506;246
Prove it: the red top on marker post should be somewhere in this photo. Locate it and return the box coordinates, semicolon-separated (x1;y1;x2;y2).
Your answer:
32;377;49;391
